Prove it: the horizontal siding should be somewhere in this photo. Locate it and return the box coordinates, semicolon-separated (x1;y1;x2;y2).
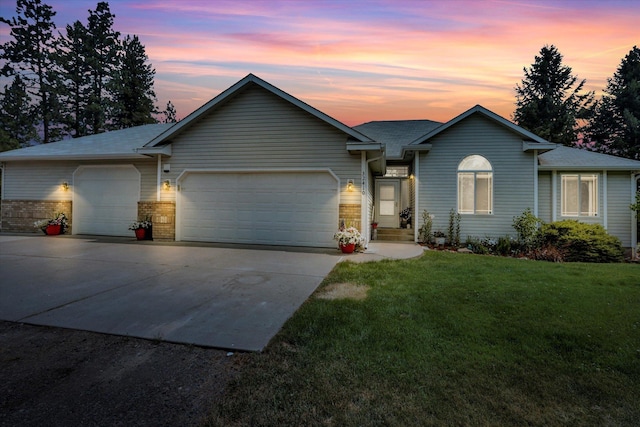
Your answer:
418;113;536;239
538;172;552;223
607;172;634;247
3;159;157;202
163;84;361;205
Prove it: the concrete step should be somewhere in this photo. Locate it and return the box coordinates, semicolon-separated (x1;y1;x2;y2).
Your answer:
373;228;415;241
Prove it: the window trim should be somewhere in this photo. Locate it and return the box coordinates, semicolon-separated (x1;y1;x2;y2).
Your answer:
560;173;599;217
457;155;493;215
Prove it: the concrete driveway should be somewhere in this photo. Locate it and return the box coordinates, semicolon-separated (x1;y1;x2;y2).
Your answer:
0;235;343;352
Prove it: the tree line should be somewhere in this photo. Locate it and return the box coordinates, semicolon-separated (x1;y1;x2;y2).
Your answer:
514;44;640;160
0;0;177;151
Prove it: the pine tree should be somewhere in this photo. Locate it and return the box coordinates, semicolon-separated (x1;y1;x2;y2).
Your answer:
110;34;158;128
0;0;61;143
0;74;37;151
163;100;177;123
56;20;91;138
85;1;120;134
514;45;594;146
586;46;640;160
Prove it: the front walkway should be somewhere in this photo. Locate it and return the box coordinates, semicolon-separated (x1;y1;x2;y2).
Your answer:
345;241;426;263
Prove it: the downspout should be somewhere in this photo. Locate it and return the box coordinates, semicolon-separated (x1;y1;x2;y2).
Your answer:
533;150;539;216
156;155;162;202
414;154;420;242
602;170;607;229
551;170;558;221
632;173;639;259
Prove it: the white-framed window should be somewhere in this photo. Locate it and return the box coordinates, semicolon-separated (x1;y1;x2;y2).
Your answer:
561;174;598;217
384;166;409;177
457;155;493;215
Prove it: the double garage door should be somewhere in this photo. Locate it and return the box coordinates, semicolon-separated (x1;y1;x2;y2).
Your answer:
178;171;339;247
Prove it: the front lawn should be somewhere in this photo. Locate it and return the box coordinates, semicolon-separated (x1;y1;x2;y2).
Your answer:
208;251;640;426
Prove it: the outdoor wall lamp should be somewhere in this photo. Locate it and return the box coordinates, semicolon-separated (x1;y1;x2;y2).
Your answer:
347;179;354;191
61;181;69;191
163;180;171;190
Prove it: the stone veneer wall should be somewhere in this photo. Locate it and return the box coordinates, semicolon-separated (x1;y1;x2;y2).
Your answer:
138;201;176;241
1;200;73;233
339;204;361;231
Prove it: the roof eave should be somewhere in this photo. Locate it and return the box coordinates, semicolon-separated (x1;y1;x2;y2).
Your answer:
347;142;384;153
135;145;172;156
0;153;152;161
400;143;433;159
523;141;557;152
538;165;640;171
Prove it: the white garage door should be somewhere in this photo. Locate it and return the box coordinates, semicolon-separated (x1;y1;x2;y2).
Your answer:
73;165;140;236
178;171;339;247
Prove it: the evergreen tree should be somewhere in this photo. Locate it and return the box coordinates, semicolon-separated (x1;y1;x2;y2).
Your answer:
0;0;61;143
56;20;91;138
514;45;594;146
163;100;177;123
586;46;640;160
110;34;158;128
85;1;120;134
0;74;37;151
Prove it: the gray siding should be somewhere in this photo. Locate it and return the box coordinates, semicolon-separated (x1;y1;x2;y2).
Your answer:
2;159;157;201
606;172;634;247
162;84;361;205
418;113;536;239
538;171;552;222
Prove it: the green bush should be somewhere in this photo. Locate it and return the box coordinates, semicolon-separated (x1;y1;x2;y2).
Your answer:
537;220;624;263
512;208;541;249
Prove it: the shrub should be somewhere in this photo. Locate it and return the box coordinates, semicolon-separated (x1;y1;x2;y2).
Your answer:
527;244;565;262
419;210;433;243
496;236;515;256
512;208;542;249
537;220;624;263
448;209;461;247
465;236;490;255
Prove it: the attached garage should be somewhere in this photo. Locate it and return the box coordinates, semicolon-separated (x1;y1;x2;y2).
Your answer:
72;165;140;236
177;170;339;247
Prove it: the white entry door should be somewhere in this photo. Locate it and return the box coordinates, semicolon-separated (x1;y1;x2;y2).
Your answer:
376;180;399;228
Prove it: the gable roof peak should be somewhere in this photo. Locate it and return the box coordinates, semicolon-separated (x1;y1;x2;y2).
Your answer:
144;74;373;147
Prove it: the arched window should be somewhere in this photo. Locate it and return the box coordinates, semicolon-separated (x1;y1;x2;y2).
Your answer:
458;155;493;214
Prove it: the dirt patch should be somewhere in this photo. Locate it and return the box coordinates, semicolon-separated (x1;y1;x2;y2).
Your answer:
0;321;248;427
316;282;370;300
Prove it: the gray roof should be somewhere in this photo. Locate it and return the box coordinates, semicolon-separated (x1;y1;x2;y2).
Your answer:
0;123;174;161
354;120;442;159
538;145;640;170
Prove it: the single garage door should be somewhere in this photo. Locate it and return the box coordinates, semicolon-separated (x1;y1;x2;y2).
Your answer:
178;171;339;247
73;165;140;236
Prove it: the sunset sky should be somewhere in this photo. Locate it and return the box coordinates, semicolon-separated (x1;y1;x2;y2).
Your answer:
0;0;638;125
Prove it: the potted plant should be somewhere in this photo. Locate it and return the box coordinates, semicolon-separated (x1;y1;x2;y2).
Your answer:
129;217;152;240
433;230;446;246
333;226;364;254
34;212;68;236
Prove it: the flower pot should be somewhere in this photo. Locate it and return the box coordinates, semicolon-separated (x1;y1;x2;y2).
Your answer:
340;243;356;254
45;224;62;235
134;228;146;240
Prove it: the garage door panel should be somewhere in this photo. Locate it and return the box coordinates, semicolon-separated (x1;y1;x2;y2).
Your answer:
179;171;339;247
73;166;140;236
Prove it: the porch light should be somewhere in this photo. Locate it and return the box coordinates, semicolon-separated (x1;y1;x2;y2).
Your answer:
347;179;354;191
163;180;171;190
61;181;69;191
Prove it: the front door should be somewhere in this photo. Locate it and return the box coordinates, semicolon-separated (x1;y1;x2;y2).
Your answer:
376;180;399;228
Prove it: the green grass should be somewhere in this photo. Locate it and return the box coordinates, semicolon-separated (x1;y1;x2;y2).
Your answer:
208;252;640;426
